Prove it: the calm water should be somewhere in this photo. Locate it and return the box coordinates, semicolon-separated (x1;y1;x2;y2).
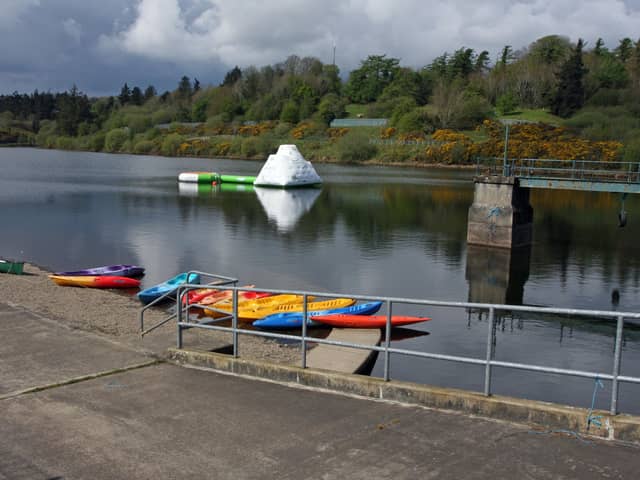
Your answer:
2;148;640;413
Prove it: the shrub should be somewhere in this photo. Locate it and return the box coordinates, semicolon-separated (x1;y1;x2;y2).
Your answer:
104;128;129;152
335;130;378;162
161;133;184;156
241;136;260;157
134;139;155;154
89;133;105;152
496;92;518;115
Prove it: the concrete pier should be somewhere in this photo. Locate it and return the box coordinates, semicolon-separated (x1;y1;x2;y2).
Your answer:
467;175;533;248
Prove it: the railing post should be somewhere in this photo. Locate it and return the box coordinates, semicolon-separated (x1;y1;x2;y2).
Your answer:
301;294;308;369
232;288;239;358
383;300;393;381
484;307;496;396
610;315;624;415
176;286;183;349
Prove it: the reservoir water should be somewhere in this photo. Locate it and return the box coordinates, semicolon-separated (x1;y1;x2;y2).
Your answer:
2;147;640;413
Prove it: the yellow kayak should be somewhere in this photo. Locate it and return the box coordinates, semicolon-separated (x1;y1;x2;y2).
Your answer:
238;298;356;321
201;294;313;317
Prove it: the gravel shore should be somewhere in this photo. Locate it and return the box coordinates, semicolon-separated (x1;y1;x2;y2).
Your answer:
0;263;301;364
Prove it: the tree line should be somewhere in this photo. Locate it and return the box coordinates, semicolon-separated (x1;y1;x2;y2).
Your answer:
2;35;640;152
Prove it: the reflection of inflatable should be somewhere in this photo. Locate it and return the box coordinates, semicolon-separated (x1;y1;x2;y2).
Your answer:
220;183;255;192
254;145;322;187
255;187;321;232
178;182;215;197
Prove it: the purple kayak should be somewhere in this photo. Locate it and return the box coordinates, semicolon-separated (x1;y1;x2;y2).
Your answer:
53;264;145;278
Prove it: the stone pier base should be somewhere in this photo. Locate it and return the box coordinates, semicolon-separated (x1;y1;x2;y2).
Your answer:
467;175;533;248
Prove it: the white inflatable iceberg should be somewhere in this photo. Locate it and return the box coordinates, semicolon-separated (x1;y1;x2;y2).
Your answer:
253;145;322;188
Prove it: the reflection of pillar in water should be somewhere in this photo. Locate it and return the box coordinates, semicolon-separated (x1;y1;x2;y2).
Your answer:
465;244;531;305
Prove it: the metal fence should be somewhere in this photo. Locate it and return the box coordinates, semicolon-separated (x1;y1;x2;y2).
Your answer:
476;157;640;185
169;279;640;415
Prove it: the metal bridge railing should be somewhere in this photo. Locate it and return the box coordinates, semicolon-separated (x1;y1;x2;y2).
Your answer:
172;284;640;415
476;157;640;184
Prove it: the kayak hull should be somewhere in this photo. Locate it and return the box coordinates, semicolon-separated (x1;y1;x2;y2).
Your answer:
312;315;431;328
138;272;201;304
254;301;384;329
49;275;141;289
54;264;145;277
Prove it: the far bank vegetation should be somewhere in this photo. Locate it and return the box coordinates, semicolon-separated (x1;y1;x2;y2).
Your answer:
1;35;640;166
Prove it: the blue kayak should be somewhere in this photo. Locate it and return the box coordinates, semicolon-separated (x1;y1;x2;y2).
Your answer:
137;272;200;305
253;301;383;329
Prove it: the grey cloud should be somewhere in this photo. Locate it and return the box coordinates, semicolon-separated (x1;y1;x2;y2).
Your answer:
1;0;640;95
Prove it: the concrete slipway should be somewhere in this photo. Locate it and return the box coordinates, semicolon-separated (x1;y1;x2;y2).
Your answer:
2;302;640;479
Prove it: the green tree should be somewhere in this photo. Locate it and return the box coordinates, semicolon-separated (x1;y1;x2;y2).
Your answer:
552;39;587;118
193;78;201;93
56;85;91;136
280;100;299;123
177;76;192;100
144;85;156;101
344;55;400;103
118;83;131;105
130;86;143;106
221;66;242;86
615;38;633;63
317;93;346;124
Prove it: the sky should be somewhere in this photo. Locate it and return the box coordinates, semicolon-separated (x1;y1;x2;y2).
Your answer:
2;0;640;96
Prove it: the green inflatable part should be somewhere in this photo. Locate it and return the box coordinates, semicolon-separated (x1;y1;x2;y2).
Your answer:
219;174;256;184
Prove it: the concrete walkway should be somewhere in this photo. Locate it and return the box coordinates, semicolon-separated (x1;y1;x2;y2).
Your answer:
2;303;640;479
306;328;380;373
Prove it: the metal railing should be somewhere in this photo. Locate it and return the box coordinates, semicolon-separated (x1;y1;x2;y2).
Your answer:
139;271;238;336
172;284;640;415
476;157;640;184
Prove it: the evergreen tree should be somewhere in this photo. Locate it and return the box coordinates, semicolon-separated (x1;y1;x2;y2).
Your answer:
193;78;201;93
130;86;143;105
143;85;156;101
118;83;131;105
177;76;192;99
552;39;587;118
615;38;633;63
221;66;242;87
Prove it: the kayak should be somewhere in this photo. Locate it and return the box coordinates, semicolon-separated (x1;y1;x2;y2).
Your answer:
234;298;356;321
53;264;145;277
181;285;267;306
49;275;141;289
311;314;431;328
201;294;312;317
0;259;24;275
253;301;383;329
137;272;201;305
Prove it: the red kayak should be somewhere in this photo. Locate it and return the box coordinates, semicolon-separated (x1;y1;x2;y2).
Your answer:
182;285;270;306
312;314;431;328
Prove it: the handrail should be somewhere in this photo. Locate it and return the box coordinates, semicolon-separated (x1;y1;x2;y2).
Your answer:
139;271;238;337
173;284;640;415
476;156;640;185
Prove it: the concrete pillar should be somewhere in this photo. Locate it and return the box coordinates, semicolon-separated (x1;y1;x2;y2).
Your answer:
465;245;531;305
467;176;533;248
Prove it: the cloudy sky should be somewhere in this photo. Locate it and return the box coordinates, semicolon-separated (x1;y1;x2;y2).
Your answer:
2;0;640;96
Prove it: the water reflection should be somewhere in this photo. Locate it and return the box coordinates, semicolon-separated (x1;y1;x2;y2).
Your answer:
465;245;531;305
255;187;321;233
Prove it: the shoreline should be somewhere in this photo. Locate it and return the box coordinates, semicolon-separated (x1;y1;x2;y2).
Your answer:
2;144;479;171
0;263;301;365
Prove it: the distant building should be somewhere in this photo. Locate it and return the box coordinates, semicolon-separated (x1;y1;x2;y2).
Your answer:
330;118;388;127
